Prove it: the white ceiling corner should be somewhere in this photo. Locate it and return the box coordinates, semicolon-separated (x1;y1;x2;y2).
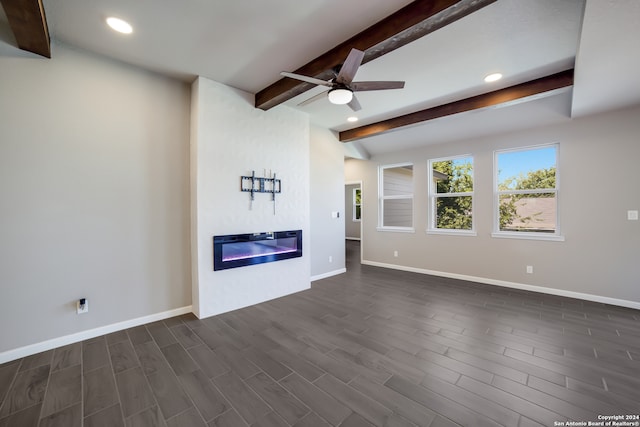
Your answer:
571;0;640;118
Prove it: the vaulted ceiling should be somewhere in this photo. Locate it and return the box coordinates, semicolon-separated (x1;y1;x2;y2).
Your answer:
1;0;639;157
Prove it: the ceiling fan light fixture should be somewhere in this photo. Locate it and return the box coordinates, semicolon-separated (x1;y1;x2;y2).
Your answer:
484;72;503;83
106;17;133;34
328;88;353;105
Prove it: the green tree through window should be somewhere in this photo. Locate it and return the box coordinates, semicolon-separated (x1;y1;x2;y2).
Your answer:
353;188;361;221
430;157;473;231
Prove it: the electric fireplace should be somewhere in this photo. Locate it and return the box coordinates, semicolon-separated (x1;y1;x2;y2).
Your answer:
213;230;302;271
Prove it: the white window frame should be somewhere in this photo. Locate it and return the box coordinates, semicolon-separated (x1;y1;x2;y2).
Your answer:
377;162;415;233
492;143;564;241
352;187;361;222
427;154;476;236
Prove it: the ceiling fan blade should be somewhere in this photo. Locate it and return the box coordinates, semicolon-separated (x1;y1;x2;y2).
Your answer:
351;81;405;91
281;72;332;87
336;48;365;85
297;90;329;107
347;94;362;112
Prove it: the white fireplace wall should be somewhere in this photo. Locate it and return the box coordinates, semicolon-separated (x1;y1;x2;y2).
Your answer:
190;77;310;318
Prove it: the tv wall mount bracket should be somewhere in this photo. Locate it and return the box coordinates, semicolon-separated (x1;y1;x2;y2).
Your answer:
241;170;281;214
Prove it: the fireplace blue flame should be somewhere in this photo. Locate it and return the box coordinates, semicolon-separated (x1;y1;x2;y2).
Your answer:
213;230;302;271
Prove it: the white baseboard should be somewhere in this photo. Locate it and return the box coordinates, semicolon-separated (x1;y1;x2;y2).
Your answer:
362;260;640;311
345;237;361;241
0;306;193;364
311;268;347;282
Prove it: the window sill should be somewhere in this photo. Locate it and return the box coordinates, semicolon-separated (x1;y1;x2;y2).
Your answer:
377;227;415;233
427;229;477;237
491;232;565;242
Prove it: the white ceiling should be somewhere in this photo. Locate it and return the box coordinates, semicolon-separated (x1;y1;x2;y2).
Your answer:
42;0;415;91
1;0;639;157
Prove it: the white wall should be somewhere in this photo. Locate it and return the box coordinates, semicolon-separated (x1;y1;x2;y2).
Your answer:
191;77;310;318
0;43;192;354
310;126;346;279
346;105;640;307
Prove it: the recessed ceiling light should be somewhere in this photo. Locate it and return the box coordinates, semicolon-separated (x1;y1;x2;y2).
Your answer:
347;116;358;123
484;73;503;83
106;17;133;34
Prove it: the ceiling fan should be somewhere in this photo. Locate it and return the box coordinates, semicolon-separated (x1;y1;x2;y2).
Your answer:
281;48;405;112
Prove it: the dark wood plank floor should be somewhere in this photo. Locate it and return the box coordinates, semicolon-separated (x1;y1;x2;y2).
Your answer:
2;240;639;426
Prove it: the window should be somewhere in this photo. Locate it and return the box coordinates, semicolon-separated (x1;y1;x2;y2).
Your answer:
428;155;474;234
353;188;361;221
378;163;414;231
494;144;563;240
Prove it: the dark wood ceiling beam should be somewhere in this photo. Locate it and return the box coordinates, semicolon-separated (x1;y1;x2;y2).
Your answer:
339;69;574;142
1;0;51;58
255;0;496;110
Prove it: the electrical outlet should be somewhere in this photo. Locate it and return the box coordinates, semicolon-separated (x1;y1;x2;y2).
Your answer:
329;256;333;263
393;250;398;257
628;210;638;220
77;298;88;314
526;266;533;274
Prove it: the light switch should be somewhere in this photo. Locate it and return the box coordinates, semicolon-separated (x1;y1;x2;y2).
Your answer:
628;210;639;220
331;211;339;219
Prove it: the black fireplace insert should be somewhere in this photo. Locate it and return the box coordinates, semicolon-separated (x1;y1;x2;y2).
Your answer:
213;230;302;271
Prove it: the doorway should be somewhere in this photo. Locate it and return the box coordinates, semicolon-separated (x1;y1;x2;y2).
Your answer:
345;182;361;241
345;181;363;266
